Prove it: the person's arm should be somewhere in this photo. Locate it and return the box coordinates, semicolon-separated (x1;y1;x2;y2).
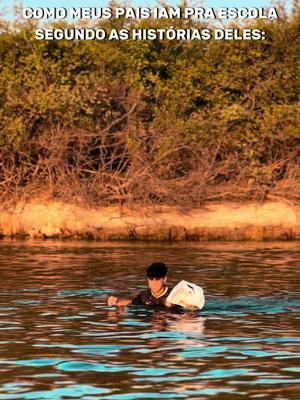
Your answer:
107;295;132;307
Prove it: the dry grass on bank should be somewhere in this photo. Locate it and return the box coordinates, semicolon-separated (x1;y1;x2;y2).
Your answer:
0;127;299;211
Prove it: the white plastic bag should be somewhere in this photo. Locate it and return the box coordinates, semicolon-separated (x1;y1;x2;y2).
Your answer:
166;280;205;310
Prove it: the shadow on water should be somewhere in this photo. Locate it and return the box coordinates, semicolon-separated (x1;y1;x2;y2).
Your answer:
0;240;299;399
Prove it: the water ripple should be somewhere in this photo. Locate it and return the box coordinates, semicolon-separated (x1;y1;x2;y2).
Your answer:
0;241;299;400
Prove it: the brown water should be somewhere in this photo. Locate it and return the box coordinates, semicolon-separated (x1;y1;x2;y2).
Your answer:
0;240;299;399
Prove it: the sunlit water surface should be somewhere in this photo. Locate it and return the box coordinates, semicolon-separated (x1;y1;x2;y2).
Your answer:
0;240;299;400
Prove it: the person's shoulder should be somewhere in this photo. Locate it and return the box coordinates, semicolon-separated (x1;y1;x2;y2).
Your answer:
166;286;172;295
163;286;173;299
131;288;151;305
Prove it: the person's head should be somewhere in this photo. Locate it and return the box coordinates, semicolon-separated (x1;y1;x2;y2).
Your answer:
146;262;168;294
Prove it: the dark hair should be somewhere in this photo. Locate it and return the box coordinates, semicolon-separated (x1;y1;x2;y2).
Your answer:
146;262;168;279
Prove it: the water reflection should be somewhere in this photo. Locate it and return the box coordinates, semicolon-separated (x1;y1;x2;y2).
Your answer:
0;240;299;399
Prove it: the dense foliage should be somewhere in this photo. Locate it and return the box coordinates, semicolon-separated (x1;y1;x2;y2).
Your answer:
0;4;299;208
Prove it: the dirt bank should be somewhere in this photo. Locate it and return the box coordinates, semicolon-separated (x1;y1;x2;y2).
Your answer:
0;200;299;240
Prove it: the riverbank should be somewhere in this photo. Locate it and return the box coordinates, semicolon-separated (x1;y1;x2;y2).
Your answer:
0;200;299;240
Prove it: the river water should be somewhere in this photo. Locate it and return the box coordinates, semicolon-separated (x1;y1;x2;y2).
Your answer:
0;240;299;399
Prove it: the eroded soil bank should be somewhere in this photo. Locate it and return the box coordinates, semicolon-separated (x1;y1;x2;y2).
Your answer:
0;200;299;241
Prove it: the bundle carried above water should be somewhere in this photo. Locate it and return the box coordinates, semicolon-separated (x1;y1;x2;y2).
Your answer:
166;280;205;310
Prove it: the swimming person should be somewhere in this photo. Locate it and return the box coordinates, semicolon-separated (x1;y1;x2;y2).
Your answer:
107;262;171;308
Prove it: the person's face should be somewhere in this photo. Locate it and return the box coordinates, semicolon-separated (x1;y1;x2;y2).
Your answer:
147;276;167;294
